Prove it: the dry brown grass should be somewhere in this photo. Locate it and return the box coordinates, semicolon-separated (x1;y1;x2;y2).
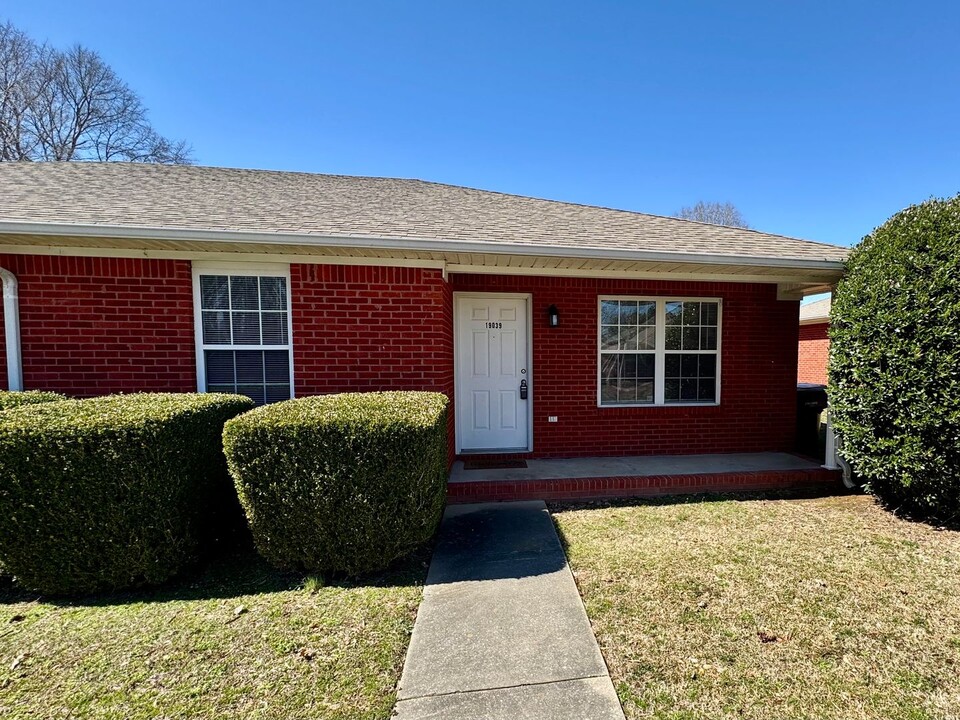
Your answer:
553;493;960;720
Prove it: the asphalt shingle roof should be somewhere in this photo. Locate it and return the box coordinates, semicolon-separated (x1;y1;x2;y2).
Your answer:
800;296;832;321
0;163;848;263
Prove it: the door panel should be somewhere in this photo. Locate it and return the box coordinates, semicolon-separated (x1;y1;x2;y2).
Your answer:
457;296;530;451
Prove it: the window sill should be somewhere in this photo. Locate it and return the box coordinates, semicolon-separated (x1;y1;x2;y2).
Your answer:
597;402;721;409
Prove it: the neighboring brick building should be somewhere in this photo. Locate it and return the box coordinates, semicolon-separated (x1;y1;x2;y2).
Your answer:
798;297;831;385
0;163;848;472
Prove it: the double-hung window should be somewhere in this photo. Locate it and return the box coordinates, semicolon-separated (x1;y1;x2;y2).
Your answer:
193;264;293;405
598;297;721;406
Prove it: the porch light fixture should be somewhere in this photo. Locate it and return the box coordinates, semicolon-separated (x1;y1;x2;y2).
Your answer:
547;304;560;327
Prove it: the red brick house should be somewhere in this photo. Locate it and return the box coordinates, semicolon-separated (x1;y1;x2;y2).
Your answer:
0;163;847;474
798;297;830;385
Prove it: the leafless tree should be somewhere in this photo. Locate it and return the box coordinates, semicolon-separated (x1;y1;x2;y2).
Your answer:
0;21;190;163
675;201;750;228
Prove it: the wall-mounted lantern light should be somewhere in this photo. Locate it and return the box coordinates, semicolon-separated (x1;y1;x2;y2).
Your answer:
547;304;560;327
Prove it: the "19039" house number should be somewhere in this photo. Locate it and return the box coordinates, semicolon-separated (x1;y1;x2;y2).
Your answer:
485;322;503;329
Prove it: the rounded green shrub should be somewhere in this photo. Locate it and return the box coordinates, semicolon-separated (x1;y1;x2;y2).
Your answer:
830;194;960;520
0;390;66;410
0;393;254;594
224;391;449;576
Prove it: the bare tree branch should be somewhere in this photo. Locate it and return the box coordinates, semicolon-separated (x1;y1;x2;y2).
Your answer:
0;20;191;164
675;201;750;229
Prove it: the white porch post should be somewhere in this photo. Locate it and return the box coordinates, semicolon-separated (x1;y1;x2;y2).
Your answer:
0;267;22;392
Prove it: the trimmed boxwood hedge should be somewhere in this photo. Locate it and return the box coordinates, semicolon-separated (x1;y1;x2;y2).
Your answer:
0;392;254;594
830;194;960;520
0;390;66;410
224;391;449;576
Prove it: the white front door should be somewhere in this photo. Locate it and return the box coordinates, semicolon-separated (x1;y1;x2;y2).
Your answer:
456;294;531;452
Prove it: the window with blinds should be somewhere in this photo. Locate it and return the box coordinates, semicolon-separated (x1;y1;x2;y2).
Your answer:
195;271;292;405
598;296;721;406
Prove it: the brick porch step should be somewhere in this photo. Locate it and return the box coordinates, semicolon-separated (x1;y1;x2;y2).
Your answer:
447;466;842;504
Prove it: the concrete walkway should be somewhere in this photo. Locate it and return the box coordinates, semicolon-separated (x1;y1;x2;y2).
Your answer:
395;501;625;720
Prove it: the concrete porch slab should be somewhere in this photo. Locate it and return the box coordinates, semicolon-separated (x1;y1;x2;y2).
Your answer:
446;452;842;504
450;451;820;483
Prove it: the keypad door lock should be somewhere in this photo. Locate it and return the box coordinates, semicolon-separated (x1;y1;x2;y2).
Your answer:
519;379;528;400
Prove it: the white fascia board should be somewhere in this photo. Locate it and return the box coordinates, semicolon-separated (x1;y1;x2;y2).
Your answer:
0;220;848;273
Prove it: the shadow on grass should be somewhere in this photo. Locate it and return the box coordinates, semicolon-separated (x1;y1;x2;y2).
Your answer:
0;540;432;608
548;485;855;516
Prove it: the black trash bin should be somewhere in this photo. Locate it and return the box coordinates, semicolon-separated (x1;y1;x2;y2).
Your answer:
796;383;829;460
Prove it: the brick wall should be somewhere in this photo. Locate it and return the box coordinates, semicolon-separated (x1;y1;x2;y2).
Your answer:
0;255;196;395
0;255;799;460
290;263;456;459
450;274;800;458
798;321;829;385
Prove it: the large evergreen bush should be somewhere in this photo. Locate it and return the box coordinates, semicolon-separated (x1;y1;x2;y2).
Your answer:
224;391;449;576
830;195;960;520
0;393;254;594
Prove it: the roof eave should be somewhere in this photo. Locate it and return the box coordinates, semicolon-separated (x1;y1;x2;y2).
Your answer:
0;220;848;273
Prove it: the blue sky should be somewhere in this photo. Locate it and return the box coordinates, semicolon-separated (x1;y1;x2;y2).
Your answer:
7;2;959;247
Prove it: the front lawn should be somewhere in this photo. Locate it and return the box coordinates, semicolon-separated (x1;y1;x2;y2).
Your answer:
0;549;427;719
553;493;960;720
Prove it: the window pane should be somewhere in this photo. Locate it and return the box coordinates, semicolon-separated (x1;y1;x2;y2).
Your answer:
619;301;638;325
699;354;717;377
202;311;231;344
637;326;656;350
207;384;235;394
230;276;260;310
261;312;288;345
666;326;681;350
698;379;717;401
665;301;683;325
618;326;638;351
264;351;291;383
601;300;619;324
636;380;654;403
637;301;656;325
600;325;618;350
682;327;700;350
265;384;292;403
682;302;701;325
205;350;235;385
600;379;618;403
636;354;655;378
681;354;698;376
701;327;718;350
237;385;266;406
664;379;680;401
200;276;229;310
703;302;719;326
680;379;698;400
259;276;286;311
235;351;265;383
665;354;680;377
599;352;655;405
232;312;261;345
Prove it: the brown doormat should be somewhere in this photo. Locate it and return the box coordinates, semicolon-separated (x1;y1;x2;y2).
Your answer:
462;459;528;471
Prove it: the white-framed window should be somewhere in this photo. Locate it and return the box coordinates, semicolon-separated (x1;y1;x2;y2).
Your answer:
192;263;294;405
598;296;721;407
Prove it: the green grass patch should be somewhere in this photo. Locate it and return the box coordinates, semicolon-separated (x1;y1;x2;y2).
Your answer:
0;548;428;719
553;493;960;720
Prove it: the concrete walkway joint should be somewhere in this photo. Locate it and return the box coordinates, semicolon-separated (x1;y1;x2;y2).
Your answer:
395;501;625;720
